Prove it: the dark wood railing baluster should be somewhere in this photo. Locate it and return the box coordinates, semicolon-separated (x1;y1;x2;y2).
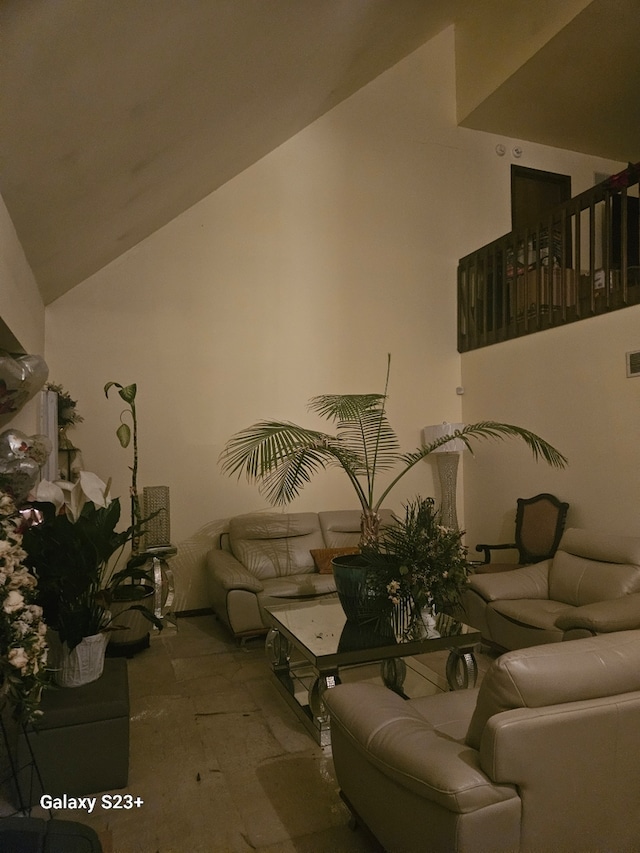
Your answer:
457;163;640;352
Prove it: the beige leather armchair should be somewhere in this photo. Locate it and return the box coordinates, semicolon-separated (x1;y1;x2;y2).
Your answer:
325;630;640;853
463;528;640;650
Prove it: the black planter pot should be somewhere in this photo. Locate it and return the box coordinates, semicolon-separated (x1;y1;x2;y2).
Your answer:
331;553;369;621
107;582;155;657
337;619;396;652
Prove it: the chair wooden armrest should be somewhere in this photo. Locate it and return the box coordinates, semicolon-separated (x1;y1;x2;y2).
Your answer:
475;542;517;564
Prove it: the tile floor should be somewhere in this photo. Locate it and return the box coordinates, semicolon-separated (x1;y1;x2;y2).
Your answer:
7;615;496;853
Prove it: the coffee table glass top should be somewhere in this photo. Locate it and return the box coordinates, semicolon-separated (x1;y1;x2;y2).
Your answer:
264;597;479;669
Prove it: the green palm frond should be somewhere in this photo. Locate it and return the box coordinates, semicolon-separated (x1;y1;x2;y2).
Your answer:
309;360;400;492
309;393;387;422
335;408;400;473
220;420;370;506
399;421;567;470
371;420;568;511
258;446;335;505
220;421;333;479
457;422;568;467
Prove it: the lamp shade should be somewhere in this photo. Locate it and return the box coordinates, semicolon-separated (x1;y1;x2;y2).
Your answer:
422;422;465;453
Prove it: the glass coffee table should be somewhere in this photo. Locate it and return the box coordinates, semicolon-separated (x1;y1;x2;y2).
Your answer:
263;597;480;747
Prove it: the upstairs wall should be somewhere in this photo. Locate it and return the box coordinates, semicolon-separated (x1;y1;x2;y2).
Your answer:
461;304;640;555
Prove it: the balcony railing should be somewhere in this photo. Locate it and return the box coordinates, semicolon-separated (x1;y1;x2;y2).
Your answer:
457;163;640;352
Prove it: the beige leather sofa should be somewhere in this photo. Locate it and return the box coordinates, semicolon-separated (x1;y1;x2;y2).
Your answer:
206;509;392;639
325;630;640;853
463;528;640;650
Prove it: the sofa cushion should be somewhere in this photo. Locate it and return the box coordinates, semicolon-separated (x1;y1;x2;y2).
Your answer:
488;598;572;631
229;512;325;579
318;510;365;548
466;630;640;750
310;546;359;574
260;573;337;599
318;508;395;548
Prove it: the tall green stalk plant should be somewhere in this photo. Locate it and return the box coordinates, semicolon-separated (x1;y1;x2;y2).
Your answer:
221;356;567;546
104;382;142;555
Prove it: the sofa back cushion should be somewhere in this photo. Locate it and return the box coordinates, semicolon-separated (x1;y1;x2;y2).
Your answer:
318;508;396;548
549;528;640;606
229;512;325;579
465;630;640;750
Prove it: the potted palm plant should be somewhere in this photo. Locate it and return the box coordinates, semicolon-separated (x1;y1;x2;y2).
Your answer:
220;355;567;545
220;356;567;617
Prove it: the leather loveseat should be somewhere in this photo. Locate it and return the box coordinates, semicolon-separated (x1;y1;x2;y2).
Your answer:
325;629;640;853
463;527;640;650
206;509;392;639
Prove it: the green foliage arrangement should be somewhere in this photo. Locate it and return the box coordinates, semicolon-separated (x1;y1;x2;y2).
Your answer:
45;382;84;430
360;497;470;636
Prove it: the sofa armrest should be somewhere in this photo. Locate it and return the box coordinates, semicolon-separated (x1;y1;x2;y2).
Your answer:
468;560;550;602
326;683;517;814
555;593;640;633
206;549;264;593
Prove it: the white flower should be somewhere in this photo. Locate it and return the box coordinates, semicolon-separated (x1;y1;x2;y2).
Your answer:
8;647;29;673
8;568;36;590
3;589;24;613
0;490;49;722
32;471;111;523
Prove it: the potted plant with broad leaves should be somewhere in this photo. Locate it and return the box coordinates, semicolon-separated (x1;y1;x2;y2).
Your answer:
104;381;159;653
23;471;161;685
220;355;567;617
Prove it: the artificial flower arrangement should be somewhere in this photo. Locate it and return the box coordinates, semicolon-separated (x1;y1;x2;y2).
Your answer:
45;382;84;431
0;493;48;722
22;471;161;652
359;496;470;638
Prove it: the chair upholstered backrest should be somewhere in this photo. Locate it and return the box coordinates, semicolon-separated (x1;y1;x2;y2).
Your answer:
466;629;640;750
515;493;569;563
548;528;640;606
228;512;325;579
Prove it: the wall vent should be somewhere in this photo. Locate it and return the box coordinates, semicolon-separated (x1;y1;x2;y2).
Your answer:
626;350;640;377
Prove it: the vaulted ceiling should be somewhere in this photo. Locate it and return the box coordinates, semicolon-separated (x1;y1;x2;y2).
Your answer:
1;0;638;304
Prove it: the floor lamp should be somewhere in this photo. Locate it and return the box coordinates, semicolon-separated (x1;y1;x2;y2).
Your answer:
422;422;464;530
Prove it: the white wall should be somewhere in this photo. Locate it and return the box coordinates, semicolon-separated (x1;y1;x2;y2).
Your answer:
461;306;640;555
43;28;623;608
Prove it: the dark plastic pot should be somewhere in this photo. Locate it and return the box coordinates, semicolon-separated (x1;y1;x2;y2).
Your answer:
331;553;369;621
